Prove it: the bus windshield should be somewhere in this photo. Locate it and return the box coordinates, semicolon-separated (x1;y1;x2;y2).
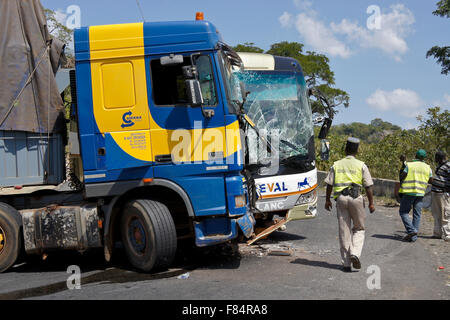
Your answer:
236;71;314;161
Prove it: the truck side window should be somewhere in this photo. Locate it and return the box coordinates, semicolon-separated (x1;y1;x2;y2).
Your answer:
150;55;217;107
151;56;191;106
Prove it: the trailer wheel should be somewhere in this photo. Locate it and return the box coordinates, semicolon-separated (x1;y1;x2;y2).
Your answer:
0;203;22;273
121;199;177;272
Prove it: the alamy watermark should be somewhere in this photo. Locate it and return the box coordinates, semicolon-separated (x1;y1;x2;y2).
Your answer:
168;121;281;176
366;5;381;30
65;5;81;29
66;265;81;290
366;265;381;290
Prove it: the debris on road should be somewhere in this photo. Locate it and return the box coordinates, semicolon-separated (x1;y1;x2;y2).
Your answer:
177;272;190;280
268;250;292;257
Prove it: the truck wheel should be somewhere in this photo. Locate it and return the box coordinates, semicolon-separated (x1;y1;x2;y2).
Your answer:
0;203;22;273
121;199;177;272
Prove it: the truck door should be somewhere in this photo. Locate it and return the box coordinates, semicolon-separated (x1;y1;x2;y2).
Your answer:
146;52;230;216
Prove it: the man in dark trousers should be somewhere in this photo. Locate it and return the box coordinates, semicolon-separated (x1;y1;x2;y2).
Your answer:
397;149;433;242
324;137;376;272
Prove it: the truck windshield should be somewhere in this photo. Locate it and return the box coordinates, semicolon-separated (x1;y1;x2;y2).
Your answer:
236;71;314;161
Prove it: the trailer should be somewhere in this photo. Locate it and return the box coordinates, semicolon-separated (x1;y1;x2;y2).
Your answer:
0;1;255;273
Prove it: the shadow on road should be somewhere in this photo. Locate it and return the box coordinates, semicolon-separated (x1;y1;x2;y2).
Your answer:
290;258;342;270
372;231;406;241
371;233;404;241
266;231;307;242
2;243;242;299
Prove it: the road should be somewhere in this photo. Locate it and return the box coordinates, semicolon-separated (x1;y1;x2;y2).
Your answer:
0;191;448;300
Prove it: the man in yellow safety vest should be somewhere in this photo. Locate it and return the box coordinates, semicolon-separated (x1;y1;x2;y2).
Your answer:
324;137;375;272
397;149;433;242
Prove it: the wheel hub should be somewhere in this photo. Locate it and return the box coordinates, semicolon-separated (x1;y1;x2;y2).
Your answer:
0;226;5;254
128;218;146;254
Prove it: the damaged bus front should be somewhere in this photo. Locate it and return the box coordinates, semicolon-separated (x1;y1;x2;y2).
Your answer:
236;53;321;242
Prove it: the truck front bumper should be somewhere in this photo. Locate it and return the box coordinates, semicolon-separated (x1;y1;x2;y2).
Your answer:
194;210;255;247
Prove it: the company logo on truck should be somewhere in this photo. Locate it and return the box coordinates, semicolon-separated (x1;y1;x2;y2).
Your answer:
121;111;142;128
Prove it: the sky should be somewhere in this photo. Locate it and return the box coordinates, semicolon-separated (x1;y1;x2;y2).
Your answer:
41;0;449;129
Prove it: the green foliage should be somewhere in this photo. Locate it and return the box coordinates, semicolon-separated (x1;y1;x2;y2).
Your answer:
426;46;450;75
316;108;450;180
417;107;450;152
330;118;402;143
232;42;264;53
427;1;450;75
433;0;450;17
44;8;75;68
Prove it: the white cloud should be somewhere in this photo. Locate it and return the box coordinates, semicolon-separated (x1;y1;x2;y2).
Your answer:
366;89;424;118
279;12;292;28
331;4;415;61
294;13;352;58
280;2;415;61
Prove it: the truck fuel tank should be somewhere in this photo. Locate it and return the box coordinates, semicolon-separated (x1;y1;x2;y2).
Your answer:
21;204;102;255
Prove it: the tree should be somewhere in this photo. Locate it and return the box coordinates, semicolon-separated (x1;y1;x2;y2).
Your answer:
417;106;450;153
44;8;74;68
266;41;349;117
426;0;450;75
232;42;264;53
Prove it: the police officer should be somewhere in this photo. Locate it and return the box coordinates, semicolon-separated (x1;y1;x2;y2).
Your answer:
324;137;375;273
397;149;433;242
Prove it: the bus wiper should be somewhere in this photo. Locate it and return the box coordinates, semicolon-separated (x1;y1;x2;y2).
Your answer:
280;139;301;153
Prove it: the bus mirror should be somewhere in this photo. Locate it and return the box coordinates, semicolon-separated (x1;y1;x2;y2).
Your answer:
313;116;325;124
185;79;204;107
320;139;330;161
160;54;184;66
318;118;332;139
240;82;249;101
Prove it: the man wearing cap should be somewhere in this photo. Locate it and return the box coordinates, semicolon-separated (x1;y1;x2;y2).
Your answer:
397;149;433;242
431;150;450;241
324;137;375;272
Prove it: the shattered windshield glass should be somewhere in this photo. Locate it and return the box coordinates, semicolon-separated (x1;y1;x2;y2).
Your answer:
236;71;314;161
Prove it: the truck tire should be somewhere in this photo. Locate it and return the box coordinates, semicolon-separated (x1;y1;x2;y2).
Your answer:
120;199;177;272
0;203;22;273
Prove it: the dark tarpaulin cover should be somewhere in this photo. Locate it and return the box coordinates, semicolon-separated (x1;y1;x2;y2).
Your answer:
0;0;65;133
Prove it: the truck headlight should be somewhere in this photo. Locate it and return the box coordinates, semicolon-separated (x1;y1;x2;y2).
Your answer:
235;194;246;208
295;188;317;206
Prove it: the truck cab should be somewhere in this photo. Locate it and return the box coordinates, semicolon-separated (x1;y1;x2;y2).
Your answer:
0;16;255;273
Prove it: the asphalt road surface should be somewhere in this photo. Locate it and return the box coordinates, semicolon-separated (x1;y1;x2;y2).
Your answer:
0;191;449;300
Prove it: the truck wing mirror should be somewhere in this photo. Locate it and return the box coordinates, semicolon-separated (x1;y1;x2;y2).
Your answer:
160;54;184;66
318;118;332;139
185;79;204;107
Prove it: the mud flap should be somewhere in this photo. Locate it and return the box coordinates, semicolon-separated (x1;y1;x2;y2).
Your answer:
247;217;288;245
236;212;256;238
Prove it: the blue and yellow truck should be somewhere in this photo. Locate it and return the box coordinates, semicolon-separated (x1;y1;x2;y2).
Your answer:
0;11;255;272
